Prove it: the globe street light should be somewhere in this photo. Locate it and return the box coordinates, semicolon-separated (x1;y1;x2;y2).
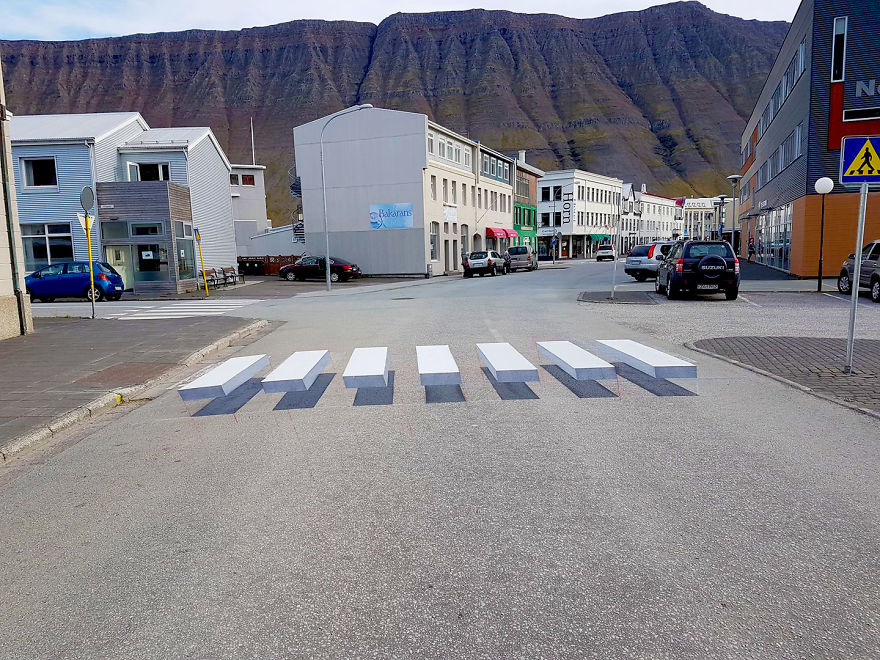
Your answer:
814;177;834;292
727;174;743;255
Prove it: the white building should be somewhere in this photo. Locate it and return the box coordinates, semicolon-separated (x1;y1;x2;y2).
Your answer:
536;170;622;259
681;197;735;240
293;106;515;276
637;190;682;243
230;164;271;257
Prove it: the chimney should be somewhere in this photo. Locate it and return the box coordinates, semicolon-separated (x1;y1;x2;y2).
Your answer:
518;150;526;162
641;183;647;193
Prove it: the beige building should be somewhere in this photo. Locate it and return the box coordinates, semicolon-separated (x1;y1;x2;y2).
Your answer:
0;62;33;340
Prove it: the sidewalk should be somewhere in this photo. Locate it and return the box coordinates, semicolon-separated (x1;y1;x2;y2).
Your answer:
0;316;268;456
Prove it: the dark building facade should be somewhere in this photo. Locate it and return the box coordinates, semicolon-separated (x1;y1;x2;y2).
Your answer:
739;0;880;275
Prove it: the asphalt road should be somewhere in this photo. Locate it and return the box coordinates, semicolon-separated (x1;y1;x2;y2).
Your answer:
1;260;877;659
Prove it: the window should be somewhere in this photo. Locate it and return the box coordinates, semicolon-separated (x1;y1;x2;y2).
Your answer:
447;141;454;160
464;150;471;168
427;132;434;153
22;158;57;188
101;221;128;240
503;163;510;182
443;222;449;233
452;181;457;205
430;222;439;260
553;212;561;226
129;162;170;182
431;176;437;201
541;213;550;226
230;173;239;185
491;159;496;176
439;141;446;158
131;222;163;236
553;186;562;201
176;221;196;280
541;187;550;202
443;178;448;203
482;154;489;174
460;224;469;253
454;145;461;163
461;183;467;206
241;174;255;186
832;17;847;82
471;186;475;206
21;222;72;271
478;189;482;208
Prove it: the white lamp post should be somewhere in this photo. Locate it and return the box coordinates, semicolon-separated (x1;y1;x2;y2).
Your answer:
814;177;834;292
319;104;373;291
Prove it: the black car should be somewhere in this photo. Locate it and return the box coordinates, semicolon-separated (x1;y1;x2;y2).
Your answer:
279;255;361;282
655;241;740;300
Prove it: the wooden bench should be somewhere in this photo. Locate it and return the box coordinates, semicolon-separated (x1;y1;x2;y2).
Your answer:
262;350;330;393
476;342;539;383
202;268;222;289
343;347;390;388
416;345;461;386
537;341;616;380
221;266;244;286
178;354;269;400
596;339;697;379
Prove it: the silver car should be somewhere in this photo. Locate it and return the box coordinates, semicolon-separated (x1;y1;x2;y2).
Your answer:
837;238;880;302
464;250;505;277
506;245;538;271
624;242;675;281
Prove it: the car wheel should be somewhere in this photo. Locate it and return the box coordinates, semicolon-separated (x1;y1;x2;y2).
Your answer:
464;271;473;278
666;277;678;300
26;288;34;301
725;287;739;301
284;271;296;281
330;272;340;283
837;270;851;294
634;274;647;282
85;287;104;302
108;293;121;301
655;274;666;294
871;278;880;303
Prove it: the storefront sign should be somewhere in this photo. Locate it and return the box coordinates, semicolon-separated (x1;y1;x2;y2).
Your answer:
538;226;558;236
562;192;573;224
141;251;154;260
370;203;414;230
443;206;457;223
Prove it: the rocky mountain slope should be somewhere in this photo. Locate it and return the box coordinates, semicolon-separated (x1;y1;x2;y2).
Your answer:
1;2;788;222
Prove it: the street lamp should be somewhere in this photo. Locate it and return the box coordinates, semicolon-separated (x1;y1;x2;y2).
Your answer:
727;174;743;255
319;103;373;291
714;194;728;240
814;177;834;292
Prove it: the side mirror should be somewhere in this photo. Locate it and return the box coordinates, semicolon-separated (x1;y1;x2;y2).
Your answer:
31;271;41;279
849;253;855;259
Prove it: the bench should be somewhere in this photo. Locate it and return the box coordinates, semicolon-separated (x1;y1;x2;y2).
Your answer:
416;345;461;386
537;341;616;380
178;354;269;400
221;266;244;286
261;350;330;393
343;347;390;388
476;342;539;383
202;268;223;289
596;339;697;379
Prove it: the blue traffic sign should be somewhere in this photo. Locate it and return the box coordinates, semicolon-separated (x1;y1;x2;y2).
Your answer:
840;136;880;187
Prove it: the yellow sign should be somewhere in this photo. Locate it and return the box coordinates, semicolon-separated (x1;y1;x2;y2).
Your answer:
845;140;880;176
840;136;880;186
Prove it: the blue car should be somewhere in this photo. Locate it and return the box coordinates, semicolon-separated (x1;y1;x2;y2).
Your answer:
26;261;125;302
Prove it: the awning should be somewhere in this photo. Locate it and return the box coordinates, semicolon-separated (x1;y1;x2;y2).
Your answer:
506;229;519;238
590;234;611;242
485;227;506;238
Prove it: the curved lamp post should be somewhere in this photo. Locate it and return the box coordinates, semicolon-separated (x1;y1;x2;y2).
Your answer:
727;174;742;255
320;104;373;291
814;177;834;292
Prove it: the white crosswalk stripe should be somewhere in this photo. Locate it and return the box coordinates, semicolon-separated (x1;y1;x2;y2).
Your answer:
32;298;263;320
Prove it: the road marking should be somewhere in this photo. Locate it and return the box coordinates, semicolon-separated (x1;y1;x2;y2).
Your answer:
476;342;539;382
343;347;390;388
178;354;270;400
262;350;330;393
416;345;461;386
537;341;616;380
739;294;761;307
597;339;697;379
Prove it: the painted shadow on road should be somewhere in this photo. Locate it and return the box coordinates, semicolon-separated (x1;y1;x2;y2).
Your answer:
614;363;696;397
353;371;395;406
541;364;617;398
273;373;336;410
194;378;263;416
425;384;466;404
481;367;539;400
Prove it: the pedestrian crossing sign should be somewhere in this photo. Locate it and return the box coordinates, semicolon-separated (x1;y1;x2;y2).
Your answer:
840;136;880;186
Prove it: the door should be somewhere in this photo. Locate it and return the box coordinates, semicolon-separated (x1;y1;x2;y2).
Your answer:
31;264;65;297
105;245;134;291
453;240;458;270
63;262;92;296
444;240;450;273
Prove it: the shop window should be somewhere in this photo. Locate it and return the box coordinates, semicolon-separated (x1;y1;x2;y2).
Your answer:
134;244;169;282
101;222;128;240
22;158;58;188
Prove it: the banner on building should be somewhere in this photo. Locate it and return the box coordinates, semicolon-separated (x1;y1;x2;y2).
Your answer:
370;203;414;230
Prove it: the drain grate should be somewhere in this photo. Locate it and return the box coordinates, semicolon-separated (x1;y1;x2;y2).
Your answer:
391;297;415;300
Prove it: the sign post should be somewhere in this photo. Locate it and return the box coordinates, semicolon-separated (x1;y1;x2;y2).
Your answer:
839;136;880;373
194;227;209;297
79;187;96;319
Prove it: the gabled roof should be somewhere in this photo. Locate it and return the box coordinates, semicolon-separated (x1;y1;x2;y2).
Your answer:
10;112;148;144
120;127;231;171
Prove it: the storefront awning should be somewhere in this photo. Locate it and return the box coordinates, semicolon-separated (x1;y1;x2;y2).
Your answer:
506;229;519;238
485;227;506;238
589;234;611;242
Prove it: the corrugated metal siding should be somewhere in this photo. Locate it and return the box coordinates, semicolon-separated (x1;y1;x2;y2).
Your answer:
11;142;97;264
808;1;880;192
95;120;146;181
115;150;189;187
187;138;236;268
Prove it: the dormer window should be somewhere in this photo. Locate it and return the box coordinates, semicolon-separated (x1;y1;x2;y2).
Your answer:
128;162;170;182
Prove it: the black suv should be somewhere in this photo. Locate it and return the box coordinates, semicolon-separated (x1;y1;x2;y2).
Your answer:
655;241;740;300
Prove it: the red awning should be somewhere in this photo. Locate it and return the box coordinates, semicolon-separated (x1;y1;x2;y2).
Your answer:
485;227;506;238
506;229;519;238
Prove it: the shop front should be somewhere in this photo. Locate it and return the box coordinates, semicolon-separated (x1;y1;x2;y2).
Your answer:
513;203;537;249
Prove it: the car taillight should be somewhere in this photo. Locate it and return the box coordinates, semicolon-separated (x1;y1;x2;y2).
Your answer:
675;259;684;273
487;258;492;265
648;244;655;258
97;273;110;281
734;257;740;274
342;265;351;270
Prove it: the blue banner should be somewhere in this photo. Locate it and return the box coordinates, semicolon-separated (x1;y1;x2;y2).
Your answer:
370;203;414;230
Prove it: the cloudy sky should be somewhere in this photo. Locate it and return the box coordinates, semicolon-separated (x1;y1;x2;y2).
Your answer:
2;0;800;41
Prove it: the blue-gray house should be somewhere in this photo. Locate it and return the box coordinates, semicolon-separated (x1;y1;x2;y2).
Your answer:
10;112;236;294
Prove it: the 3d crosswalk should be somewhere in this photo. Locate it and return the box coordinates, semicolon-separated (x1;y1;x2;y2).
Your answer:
177;340;698;407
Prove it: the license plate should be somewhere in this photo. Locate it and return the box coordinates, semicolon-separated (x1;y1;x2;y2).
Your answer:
115;286;123;290
696;284;718;290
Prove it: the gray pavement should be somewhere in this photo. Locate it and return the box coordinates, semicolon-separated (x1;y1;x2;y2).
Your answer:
0;259;877;659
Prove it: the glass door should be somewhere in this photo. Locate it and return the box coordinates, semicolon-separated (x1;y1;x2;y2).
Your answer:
105;245;134;291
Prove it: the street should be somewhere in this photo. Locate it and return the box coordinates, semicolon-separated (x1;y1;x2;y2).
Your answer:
1;260;878;659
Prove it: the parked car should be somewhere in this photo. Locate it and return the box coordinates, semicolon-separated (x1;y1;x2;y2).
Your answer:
279;256;361;283
596;244;616;261
26;261;125;302
624;242;675;281
837;239;880;303
506;245;538;272
463;251;505;277
655;240;740;300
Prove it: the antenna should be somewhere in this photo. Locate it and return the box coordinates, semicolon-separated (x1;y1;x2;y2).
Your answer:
250;117;256;165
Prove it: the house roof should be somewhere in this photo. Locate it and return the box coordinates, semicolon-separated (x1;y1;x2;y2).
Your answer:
10;111;148;143
231;164;266;170
121;127;232;171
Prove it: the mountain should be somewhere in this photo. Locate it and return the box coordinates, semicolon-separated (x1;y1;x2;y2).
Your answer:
0;2;788;223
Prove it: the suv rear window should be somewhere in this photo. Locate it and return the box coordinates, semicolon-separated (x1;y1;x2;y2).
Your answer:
686;243;733;258
630;245;650;257
508;246;527;255
598;244;612;250
470;251;488;259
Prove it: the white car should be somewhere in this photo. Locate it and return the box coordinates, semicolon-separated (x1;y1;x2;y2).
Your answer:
596;244;616;261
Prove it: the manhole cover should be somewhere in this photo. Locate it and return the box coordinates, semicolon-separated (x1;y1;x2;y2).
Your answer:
391;297;415;300
577;291;659;305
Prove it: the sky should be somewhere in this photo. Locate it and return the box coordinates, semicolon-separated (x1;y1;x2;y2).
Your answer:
2;0;800;41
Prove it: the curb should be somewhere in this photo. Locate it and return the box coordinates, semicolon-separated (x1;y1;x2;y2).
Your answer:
684;342;880;421
0;319;270;462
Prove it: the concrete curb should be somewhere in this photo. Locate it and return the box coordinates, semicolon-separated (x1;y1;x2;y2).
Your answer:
295;275;458;298
684;342;880;421
0;319;270;461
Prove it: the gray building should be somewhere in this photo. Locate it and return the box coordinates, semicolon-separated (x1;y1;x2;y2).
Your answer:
230;164;271;257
